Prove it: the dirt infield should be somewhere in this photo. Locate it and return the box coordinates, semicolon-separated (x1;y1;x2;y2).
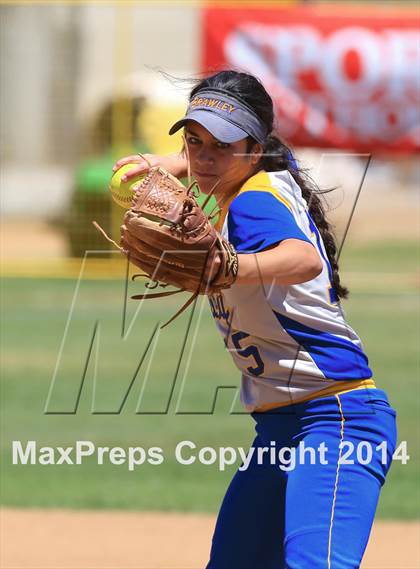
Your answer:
1;509;418;569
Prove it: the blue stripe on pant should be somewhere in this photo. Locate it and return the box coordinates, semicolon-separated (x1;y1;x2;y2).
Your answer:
206;388;397;569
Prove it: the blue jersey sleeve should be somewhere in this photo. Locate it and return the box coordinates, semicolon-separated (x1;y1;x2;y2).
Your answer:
227;190;311;253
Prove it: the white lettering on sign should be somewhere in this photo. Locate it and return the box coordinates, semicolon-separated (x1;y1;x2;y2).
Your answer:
384;30;420;100
321;27;383;101
224;23;420;146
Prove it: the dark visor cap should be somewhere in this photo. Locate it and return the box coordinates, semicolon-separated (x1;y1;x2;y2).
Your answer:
168;90;267;145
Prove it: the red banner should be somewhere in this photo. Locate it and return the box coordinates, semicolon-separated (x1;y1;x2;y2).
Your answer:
202;5;419;154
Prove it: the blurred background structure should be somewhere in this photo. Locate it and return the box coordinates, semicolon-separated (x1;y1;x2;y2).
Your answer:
0;1;418;258
1;2;419;568
1;3;195;256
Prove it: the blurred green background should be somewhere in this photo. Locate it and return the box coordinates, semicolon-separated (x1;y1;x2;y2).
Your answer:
2;240;418;518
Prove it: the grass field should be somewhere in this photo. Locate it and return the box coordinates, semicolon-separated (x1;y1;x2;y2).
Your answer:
1;240;418;518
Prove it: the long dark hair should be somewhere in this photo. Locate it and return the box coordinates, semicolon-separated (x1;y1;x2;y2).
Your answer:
190;70;348;300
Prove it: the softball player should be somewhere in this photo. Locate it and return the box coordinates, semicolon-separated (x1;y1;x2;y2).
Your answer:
114;70;397;569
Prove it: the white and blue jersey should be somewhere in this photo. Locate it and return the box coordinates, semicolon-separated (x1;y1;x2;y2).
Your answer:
210;170;374;412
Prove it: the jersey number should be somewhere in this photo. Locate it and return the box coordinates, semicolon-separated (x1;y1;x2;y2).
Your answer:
231;331;265;377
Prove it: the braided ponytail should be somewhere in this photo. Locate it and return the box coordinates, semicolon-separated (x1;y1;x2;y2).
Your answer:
258;135;349;300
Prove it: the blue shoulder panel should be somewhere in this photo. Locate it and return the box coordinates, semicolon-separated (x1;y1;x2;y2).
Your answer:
273;310;373;381
227;191;311;253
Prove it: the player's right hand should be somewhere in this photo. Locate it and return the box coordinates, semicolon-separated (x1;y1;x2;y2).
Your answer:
112;152;187;182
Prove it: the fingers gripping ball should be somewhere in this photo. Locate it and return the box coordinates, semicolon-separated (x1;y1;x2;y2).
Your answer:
109;163;146;209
